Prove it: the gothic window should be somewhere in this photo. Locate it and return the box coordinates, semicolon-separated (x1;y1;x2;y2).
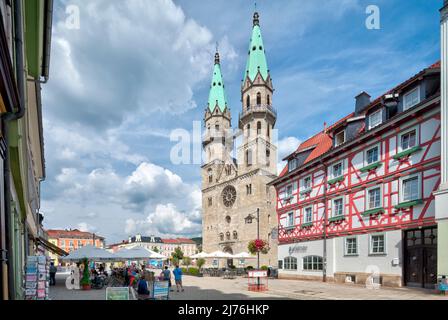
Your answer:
233;231;238;240
246;95;250;110
208;197;213;207
247;124;251;137
267;94;271;106
256;92;261;105
246;184;252;195
257;121;262;135
222;185;237;208
266;149;271;167
219;233;224;241
215;122;220;132
226;232;231;241
208;169;213;183
225;165;231;176
267;125;270;138
246;149;253;166
226;216;231;223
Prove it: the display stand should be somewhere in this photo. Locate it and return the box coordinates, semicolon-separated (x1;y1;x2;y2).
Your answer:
151;280;170;300
25;255;50;300
247;270;268;292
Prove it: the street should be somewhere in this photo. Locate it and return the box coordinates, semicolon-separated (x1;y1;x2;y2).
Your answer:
49;273;448;301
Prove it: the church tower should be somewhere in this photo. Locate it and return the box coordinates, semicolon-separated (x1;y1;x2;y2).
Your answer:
201;11;278;268
238;11;277;176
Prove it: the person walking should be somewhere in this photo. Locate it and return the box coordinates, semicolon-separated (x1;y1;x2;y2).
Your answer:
49;262;57;286
173;265;184;293
162;266;172;291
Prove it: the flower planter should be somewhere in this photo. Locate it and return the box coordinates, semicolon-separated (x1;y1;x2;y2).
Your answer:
82;284;91;291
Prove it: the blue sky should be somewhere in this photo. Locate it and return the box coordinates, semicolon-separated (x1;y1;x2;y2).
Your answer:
41;0;442;244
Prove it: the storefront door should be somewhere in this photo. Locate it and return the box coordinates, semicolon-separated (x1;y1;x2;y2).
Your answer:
404;227;437;288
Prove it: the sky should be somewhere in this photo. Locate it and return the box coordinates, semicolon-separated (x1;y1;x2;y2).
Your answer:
41;0;442;244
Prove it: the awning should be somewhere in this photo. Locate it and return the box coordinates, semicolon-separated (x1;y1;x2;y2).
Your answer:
36;237;68;257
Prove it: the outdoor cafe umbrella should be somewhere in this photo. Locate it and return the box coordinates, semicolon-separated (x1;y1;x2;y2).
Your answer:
232;252;257;259
115;246;164;260
205;251;234;259
190;252;209;259
61;245;118;262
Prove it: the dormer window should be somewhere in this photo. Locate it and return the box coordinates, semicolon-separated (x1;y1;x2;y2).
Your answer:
368;109;383;129
335;130;346;147
288;158;299;172
403;87;420;111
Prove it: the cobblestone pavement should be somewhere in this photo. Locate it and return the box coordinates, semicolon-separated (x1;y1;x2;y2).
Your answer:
49;273;448;300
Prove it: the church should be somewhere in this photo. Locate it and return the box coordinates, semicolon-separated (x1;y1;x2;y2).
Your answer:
201;11;278;267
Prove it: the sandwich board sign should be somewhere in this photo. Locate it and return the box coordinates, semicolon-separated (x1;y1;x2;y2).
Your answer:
152;281;169;300
106;287;130;300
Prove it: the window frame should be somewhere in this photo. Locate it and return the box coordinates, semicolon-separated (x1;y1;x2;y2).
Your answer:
284;256;298;270
398;126;420;153
366;185;383;210
399;172;422;203
403;86;421;111
302;255;323;271
332;197;345;218
302;175;312;191
368;109;383;129
344;236;358;256
364;143;380;166
285;184;293;199
335;130;346;147
286;211;295;228
303;206;313;224
331;161;344;179
369;233;387;255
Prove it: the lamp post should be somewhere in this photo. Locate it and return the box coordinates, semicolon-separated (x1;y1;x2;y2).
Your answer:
245;209;261;288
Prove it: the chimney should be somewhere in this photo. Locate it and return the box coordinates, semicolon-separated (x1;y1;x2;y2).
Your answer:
355;91;371;115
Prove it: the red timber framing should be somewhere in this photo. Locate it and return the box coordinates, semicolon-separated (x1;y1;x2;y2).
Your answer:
276;99;441;245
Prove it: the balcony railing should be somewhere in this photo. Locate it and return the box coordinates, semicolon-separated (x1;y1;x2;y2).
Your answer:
239;104;277;122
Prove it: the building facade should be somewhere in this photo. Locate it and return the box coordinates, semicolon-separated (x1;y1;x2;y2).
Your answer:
108;235;198;259
434;0;448;286
272;62;441;288
47;229;105;266
0;0;53;300
201;11;278;268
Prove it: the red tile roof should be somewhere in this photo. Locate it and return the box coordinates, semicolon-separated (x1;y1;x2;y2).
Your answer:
162;238;196;244
279;61;440;178
46;229;105;240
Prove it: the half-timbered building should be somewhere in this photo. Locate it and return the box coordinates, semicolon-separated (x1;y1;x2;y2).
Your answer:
271;61;441;288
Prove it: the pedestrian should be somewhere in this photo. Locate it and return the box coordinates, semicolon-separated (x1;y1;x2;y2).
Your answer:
49;262;57;286
162;266;172;291
124;267;130;286
173;265;184;293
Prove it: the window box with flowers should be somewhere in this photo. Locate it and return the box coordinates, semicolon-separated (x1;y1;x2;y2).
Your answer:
359;162;383;173
328;176;344;186
393;146;422;160
362;207;385;217
328;215;345;223
300;222;313;229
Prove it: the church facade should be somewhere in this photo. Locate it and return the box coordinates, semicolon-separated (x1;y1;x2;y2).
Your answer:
201;12;278;267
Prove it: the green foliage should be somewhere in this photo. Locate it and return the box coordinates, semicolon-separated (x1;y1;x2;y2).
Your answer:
261;266;269;270
171;247;184;261
152;246;160;253
188;267;200;276
196;258;205;270
80;258;90;286
182;257;192;267
246;266;254;271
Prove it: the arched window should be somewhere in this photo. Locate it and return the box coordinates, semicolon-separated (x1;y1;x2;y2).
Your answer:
215;122;220;132
219;233;224;241
256;92;262;105
257;122;262;135
284;256;298;270
266;149;271;166
233;231;238;240
247;124;251;137
267;94;271;106
226;232;231;241
208;169;213;183
267;125;270;138
303;256;323;271
246;95;250;110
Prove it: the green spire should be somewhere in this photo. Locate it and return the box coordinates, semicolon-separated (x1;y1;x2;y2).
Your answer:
208;51;228;113
244;12;269;82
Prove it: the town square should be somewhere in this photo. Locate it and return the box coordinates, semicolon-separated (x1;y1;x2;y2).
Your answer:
0;0;447;307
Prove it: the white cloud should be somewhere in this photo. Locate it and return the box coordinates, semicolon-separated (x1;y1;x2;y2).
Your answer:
278;136;301;160
77;222;97;233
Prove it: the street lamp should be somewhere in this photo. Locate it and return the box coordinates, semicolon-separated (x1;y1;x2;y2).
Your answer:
245;208;260;287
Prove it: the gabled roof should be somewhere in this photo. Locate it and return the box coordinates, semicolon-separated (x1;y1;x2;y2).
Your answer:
243;12;269;82
46;229;105;240
278;61;440;179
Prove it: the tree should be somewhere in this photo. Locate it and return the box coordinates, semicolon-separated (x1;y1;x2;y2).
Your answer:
197;258;205;271
171;247;184;261
182;257;192;268
152;246;160;253
80;258;90;288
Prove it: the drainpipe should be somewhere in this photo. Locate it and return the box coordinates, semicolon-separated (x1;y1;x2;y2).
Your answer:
1;0;26;300
322;161;328;282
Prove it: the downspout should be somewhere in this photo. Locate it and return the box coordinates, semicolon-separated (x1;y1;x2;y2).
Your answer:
2;0;26;300
322;161;328;282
